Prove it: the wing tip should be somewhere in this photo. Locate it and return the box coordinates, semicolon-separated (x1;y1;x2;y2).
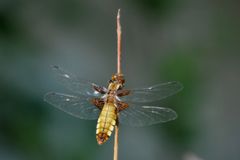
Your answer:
165;107;178;121
177;81;184;91
171;81;184;91
51;65;59;69
171;110;178;120
43;92;55;102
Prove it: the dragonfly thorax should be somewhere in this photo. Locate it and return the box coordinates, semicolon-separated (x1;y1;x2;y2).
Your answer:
108;82;121;91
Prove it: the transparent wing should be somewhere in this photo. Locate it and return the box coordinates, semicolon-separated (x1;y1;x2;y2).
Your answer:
119;103;177;127
52;65;105;97
120;81;183;103
44;92;100;120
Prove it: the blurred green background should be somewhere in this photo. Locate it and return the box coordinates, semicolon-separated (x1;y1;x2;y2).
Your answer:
0;0;240;160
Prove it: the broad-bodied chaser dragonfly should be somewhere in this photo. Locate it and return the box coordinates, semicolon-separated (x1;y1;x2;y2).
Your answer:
44;66;183;145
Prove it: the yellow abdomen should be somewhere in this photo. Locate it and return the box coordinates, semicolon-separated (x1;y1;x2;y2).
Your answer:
96;103;117;145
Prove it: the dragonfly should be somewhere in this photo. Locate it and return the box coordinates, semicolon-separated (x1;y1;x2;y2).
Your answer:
44;65;183;145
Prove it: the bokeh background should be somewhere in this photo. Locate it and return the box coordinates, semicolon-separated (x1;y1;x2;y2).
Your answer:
1;0;240;160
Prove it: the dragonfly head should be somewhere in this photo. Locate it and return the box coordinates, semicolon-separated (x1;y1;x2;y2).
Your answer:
108;73;125;90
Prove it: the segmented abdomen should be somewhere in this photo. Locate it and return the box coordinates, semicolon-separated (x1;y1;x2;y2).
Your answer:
96;103;117;145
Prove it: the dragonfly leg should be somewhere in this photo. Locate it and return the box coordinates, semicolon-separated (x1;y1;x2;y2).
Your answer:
91;98;105;110
117;101;129;111
93;85;107;94
117;89;130;97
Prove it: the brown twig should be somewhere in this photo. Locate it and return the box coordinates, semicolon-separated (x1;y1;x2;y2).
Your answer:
114;121;119;160
117;9;122;75
114;8;122;160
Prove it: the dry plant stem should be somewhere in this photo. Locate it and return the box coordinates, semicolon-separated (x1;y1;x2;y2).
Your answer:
114;9;122;160
117;9;122;74
114;124;119;160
